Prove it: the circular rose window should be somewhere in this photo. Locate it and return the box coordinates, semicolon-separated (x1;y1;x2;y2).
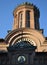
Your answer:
18;56;26;63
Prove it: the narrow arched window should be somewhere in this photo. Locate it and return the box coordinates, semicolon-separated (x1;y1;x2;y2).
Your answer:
26;11;30;27
18;12;23;28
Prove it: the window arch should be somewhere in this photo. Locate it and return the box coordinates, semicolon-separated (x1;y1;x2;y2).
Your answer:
18;11;23;28
26;10;30;27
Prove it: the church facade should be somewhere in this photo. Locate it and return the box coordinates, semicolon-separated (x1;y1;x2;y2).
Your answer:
0;2;47;65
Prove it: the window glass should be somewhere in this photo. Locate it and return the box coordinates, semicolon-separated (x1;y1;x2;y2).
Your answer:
18;56;26;63
26;11;30;27
19;12;23;28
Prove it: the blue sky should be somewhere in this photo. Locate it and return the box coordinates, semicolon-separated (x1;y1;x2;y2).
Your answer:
0;0;47;38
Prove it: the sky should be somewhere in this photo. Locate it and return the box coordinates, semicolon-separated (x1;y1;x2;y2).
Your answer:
0;0;47;38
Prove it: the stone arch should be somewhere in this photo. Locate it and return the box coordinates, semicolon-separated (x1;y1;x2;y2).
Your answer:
5;28;45;51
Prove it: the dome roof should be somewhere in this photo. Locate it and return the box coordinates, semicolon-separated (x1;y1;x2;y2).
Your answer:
15;2;37;9
19;2;33;6
13;2;40;16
